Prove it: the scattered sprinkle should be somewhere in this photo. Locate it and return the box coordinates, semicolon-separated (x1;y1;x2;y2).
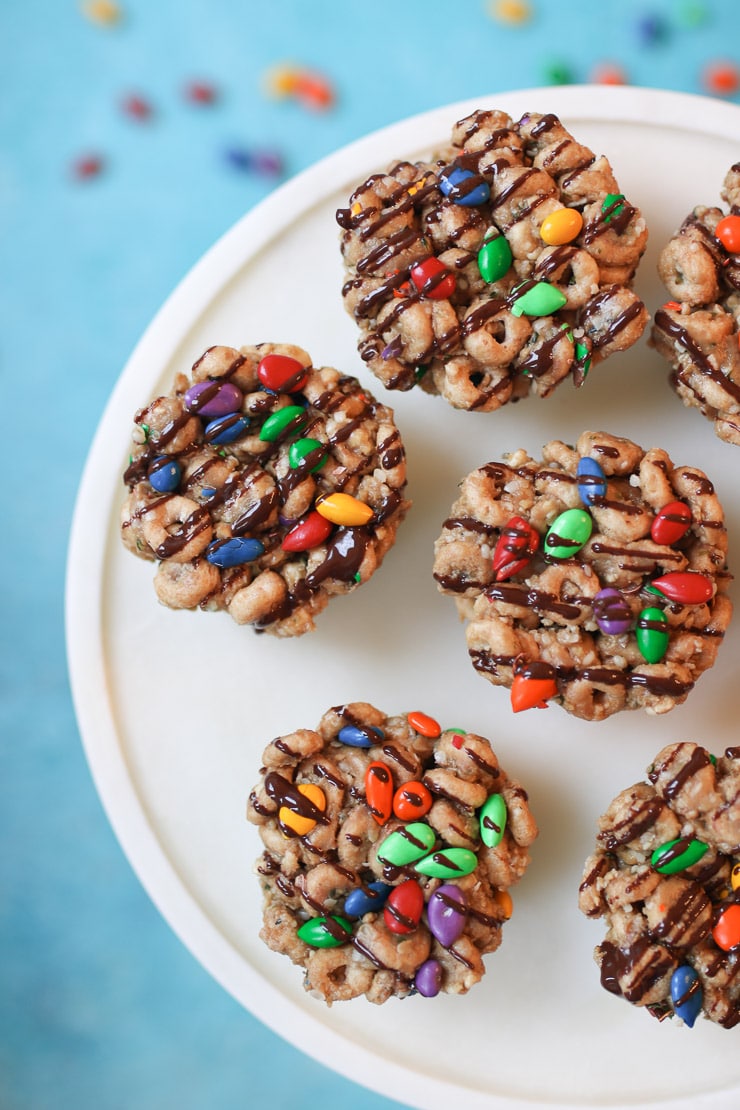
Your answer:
71;154;105;180
121;94;153;121
263;64;335;110
223;146;283;177
635;13;668;46
543;61;575;85
184;81;218;105
590;62;628;85
702;60;740;97
678;2;709;27
488;0;532;24
80;0;122;24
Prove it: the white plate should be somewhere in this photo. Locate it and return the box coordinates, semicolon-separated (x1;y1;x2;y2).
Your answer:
66;87;740;1110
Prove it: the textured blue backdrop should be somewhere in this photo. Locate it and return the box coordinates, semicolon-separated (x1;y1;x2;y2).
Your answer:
2;1;739;1107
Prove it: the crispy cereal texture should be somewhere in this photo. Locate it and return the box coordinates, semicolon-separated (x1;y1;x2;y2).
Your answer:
433;431;731;720
579;742;740;1028
247;703;537;1004
337;108;648;410
651;163;740;445
120;344;409;636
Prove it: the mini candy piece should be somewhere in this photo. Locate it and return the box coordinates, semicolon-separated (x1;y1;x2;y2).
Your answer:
81;0;122;25
448;729;466;749
670;965;702;1028
477;233;512;283
407;710;441;738
492;516;539;580
427;884;467;947
281;510;333;552
489;0;531;22
184;380;243;418
602;193;625;222
393;781;432;821
338;723;384;749
651;500;692;546
651;836;709;874
365;761;394;825
288;437;327;473
712;904;740;951
479;793;507;848
731;862;740;892
574;339;592;380
576;456;607;506
206;535;265;568
72;154;104;179
257;353;309;393
636;607;669;663
121;94;153;121
651;571;713;605
540;207;583;246
259;404;307;442
147;456;180;493
414;958;443;998
204;413;250;445
415;847;477;879
702;61;740;97
316;492;374;527
384;878;424;934
593;588;633;635
343;881;392;918
510;671;558;712
410;258;456;300
279;783;326;837
716;215;740;253
439;166;490;207
293;70;335;111
184;80;218;105
493;889;513;919
544;508;593;559
510;281;567;317
297;915;352;948
377;822;436;868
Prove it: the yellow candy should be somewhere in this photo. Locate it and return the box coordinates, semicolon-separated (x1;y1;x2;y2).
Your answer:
489;0;531;23
540;207;584;246
732;861;740;892
279;783;326;837
407;176;427;197
263;64;301;98
350;201;362;216
81;0;122;23
316;492;374;526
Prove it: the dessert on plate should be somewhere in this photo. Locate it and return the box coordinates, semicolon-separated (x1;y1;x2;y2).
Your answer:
247;702;538;1004
337;107;648;410
120;343;409;636
433;430;732;720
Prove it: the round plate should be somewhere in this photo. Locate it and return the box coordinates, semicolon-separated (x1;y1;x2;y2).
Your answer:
66;87;740;1109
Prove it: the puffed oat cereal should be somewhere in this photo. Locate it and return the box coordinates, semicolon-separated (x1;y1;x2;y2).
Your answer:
246;703;537;1004
652;163;740;445
579;742;740;1028
120;344;409;636
337;108;648;410
433;431;732;721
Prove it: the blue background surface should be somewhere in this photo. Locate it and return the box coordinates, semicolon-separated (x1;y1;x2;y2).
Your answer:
2;2;739;1108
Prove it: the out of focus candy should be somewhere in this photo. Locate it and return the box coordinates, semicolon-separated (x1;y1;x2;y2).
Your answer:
702;60;740;97
488;0;531;23
81;0;122;24
184;81;218;105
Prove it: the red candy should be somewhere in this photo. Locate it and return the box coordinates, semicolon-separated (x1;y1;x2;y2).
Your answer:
651;571;713;605
384;879;424;934
185;81;218;105
258;353;308;393
365;761;394;826
716;214;740;254
493;516;539;581
410;258;456;300
650;500;692;545
702;61;740;97
281;511;333;552
407;710;441;738
393;781;432;821
712;904;740;951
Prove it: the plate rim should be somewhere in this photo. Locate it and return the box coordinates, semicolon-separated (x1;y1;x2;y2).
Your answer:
65;85;740;1110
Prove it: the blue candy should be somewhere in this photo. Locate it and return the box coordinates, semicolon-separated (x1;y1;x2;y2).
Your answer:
205;536;264;568
204;413;250;445
337;724;385;748
439;166;490;207
343;882;392;919
576;456;607;506
670;965;702;1027
148;457;181;493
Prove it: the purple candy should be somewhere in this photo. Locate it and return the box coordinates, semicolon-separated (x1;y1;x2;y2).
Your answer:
414;958;443;998
427;883;467;947
593;588;633;635
184;380;243;418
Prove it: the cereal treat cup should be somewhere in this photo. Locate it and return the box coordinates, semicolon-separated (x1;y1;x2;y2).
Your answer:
120;344;409;636
579;742;740;1028
651;164;740;445
246;703;538;1004
433;431;732;721
337;108;648;411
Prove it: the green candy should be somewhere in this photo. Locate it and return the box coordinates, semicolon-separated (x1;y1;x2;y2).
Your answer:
297;915;353;948
377;822;436;867
288;436;327;473
479;793;507;849
544;508;593;560
259;405;307;443
510;281;567;318
651;837;709;875
574;340;591;378
602;193;625;223
415;847;478;879
636;606;669;663
477;234;512;283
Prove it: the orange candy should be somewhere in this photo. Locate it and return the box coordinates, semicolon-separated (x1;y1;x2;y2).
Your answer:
278;783;326;837
716;214;740;254
407;710;441;738
712;904;740;951
365;761;394;826
510;672;558;712
393;781;433;821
